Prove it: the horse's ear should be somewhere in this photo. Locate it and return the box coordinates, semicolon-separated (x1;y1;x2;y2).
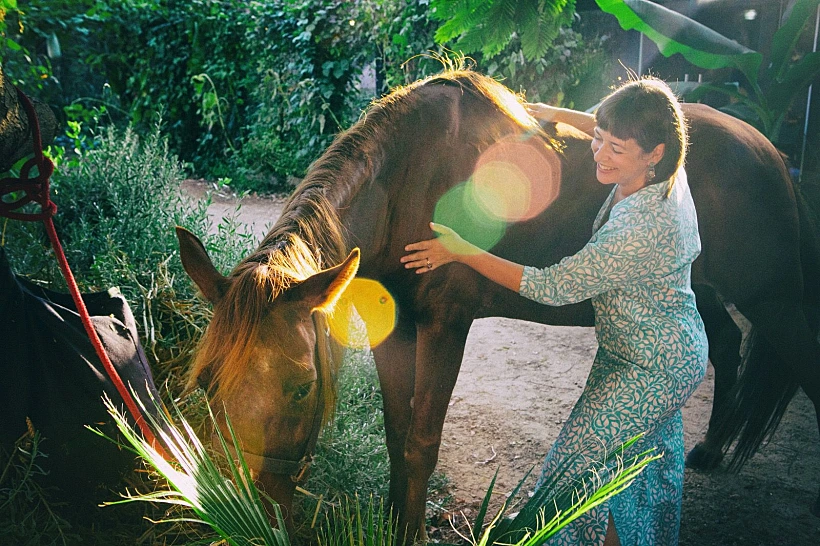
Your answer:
286;248;360;313
175;226;230;304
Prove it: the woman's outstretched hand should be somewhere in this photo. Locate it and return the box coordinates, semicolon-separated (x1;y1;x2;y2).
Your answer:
401;222;478;274
526;102;559;122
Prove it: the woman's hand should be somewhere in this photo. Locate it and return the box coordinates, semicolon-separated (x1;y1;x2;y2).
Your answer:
401;223;478;274
526;102;560;123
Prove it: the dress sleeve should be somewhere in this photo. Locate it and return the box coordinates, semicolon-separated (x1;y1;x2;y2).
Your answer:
518;212;664;306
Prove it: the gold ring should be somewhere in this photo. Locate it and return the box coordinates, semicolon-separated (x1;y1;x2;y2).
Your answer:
426;258;432;269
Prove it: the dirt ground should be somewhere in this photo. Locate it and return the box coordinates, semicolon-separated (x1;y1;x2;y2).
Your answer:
185;179;820;546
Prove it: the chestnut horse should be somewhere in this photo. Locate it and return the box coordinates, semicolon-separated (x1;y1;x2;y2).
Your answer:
176;70;820;541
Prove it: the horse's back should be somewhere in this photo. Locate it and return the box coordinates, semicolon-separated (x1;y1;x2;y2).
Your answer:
682;103;803;303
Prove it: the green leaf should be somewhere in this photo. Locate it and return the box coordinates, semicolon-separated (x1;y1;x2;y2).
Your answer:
4;37;22;51
768;51;820;119
595;0;762;86
769;0;820;82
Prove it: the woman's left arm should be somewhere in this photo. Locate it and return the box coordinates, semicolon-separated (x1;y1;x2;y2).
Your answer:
401;223;524;292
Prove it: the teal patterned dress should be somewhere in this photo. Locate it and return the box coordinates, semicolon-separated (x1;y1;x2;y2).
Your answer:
519;170;708;546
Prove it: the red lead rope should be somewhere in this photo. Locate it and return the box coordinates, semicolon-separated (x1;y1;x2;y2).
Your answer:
1;88;168;459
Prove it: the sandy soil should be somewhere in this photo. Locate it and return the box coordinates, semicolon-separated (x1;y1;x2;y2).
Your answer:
184;179;820;546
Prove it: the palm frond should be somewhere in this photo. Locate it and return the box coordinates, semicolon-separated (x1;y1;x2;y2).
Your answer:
473;434;660;546
89;391;290;546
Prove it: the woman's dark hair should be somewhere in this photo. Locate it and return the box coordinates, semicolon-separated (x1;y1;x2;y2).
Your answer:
595;77;687;193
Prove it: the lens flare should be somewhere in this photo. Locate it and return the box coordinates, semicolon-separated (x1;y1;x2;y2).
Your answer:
328;278;396;349
471;161;532;222
433;181;506;251
432;136;561;251
472;137;561;222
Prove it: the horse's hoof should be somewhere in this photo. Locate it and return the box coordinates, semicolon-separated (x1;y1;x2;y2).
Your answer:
685;442;723;471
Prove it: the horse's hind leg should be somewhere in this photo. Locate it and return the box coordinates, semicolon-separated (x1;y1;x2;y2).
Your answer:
372;316;417;523
686;284;743;470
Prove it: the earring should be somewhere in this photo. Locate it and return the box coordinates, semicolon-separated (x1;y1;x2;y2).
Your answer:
647;162;656;181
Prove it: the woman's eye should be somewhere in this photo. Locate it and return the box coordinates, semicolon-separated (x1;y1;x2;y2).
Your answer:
293;382;313;402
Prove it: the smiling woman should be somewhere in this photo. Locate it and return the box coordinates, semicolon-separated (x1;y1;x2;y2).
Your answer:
403;76;705;546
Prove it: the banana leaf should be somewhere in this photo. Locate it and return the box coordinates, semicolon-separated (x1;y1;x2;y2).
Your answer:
595;0;820;142
594;0;761;85
770;0;820;81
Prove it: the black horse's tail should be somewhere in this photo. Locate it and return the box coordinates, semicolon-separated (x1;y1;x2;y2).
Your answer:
716;188;820;469
718;329;800;469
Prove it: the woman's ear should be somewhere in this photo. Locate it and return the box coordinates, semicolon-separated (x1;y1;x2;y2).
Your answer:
649;142;665;164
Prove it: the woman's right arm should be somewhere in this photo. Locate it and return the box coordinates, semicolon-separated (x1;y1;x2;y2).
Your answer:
527;103;596;137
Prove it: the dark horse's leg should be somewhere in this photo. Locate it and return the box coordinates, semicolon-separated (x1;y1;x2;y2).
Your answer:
372;315;417;524
686;284;742;469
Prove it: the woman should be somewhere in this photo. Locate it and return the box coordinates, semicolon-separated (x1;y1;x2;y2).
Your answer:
401;77;708;545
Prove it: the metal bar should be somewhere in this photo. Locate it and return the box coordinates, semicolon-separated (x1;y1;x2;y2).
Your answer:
798;5;819;184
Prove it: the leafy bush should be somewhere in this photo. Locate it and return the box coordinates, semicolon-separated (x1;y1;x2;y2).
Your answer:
486;24;611;110
234;0;434;190
2;119;256;388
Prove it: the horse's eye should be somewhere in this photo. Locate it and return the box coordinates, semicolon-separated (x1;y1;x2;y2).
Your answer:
293;382;314;402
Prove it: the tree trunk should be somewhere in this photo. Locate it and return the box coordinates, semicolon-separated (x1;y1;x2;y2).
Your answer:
0;66;59;172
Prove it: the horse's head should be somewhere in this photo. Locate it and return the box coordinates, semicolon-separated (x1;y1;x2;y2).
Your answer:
175;227;359;524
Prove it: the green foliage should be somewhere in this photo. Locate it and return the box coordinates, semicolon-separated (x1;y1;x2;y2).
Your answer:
426;0;609;108
85;0;258;168
236;1;377;188
364;0;442;90
0;1;58;94
317;495;398;546
487;24;611;108
595;0;820;146
0;429;77;546
474;436;660;545
431;0;576;60
307;350;391;501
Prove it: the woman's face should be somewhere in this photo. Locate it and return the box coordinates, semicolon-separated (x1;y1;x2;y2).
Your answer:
590;127;663;196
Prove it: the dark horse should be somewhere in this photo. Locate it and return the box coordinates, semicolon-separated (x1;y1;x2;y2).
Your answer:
176;70;820;541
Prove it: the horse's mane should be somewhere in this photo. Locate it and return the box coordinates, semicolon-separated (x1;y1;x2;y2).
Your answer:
189;68;546;416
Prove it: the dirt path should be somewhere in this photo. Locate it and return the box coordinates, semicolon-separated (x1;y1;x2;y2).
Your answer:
184;179;820;546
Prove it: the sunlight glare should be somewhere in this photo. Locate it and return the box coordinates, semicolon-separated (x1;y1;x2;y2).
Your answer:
472;137;561;222
329;278;396;349
433;181;506;251
432;137;560;251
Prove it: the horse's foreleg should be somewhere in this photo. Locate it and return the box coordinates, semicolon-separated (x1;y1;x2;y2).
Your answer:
687;285;742;470
372;317;417;522
400;320;470;544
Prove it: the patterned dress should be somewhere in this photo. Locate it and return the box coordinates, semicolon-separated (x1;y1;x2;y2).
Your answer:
519;170;708;546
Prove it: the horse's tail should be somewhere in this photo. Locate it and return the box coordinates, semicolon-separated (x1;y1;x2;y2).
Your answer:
716;183;820;469
718;329;800;469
